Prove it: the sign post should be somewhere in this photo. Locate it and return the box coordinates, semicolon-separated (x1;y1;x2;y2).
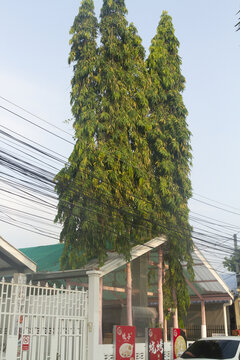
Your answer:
114;325;135;360
146;328;164;360
171;328;187;359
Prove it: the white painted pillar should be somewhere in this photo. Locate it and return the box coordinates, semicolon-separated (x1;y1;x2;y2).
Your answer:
223;300;232;336
87;270;102;360
13;273;27;284
201;325;207;338
201;301;207;338
223;304;228;336
99;277;103;344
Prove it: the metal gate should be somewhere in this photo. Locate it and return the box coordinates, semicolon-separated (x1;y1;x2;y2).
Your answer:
0;278;88;360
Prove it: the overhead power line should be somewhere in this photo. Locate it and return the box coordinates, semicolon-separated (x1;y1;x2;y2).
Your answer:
193;192;240;212
0;180;236;256
191;197;240;216
0;144;238;247
0;125;67;161
2;94;240;219
0;217;59;241
0;147;237;245
1;124;239;227
0;95;73;137
0;140;60;171
190;211;240;231
1;101;239;270
0;105;74;145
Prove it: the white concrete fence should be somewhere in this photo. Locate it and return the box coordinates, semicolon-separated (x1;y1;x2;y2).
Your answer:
0;270;187;360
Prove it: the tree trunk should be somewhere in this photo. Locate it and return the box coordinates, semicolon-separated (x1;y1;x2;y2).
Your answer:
158;248;164;327
172;288;178;328
126;262;133;326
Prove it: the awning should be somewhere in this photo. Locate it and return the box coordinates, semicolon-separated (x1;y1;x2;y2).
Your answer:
0;236;36;276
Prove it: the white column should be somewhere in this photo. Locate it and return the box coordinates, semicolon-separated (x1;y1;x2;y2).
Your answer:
201;325;207;338
13;273;27;285
99;277;103;344
223;301;232;336
87;270;102;360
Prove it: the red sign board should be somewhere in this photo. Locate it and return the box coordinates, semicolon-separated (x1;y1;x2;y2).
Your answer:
114;325;135;360
22;335;30;351
172;328;187;359
146;328;164;360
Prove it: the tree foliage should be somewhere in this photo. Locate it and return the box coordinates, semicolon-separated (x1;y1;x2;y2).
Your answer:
223;249;240;272
55;2;194;322
55;0;101;268
55;0;154;268
147;11;193;317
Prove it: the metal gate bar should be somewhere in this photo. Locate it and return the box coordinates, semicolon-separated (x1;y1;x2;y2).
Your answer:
0;278;88;360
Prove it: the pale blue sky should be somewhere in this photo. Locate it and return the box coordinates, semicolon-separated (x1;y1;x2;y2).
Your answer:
0;0;240;273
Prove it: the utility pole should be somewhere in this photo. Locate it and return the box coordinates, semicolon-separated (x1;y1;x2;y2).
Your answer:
234;233;240;296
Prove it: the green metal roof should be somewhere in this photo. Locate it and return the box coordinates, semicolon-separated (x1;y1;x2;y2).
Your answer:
19;243;64;272
18;242;232;302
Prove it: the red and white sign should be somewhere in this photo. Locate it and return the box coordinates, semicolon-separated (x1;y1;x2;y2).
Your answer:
114;325;135;360
22;335;30;351
172;328;187;359
146;328;164;360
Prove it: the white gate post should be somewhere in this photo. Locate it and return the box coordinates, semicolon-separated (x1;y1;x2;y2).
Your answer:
87;271;102;360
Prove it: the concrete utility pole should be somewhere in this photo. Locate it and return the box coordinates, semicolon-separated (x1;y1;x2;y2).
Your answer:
234;234;240;295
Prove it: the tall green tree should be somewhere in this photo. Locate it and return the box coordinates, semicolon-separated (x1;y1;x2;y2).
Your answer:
147;11;193;320
55;0;154;269
96;0;154;248
55;0;100;268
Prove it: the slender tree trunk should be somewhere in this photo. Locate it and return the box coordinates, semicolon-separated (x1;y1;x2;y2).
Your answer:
172;288;178;328
164;318;168;343
126;262;133;326
163;265;167;342
99;277;103;344
158;248;164;327
201;300;207;338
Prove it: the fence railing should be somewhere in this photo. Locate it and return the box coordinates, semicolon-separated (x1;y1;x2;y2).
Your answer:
185;325;229;340
0;278;88;360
